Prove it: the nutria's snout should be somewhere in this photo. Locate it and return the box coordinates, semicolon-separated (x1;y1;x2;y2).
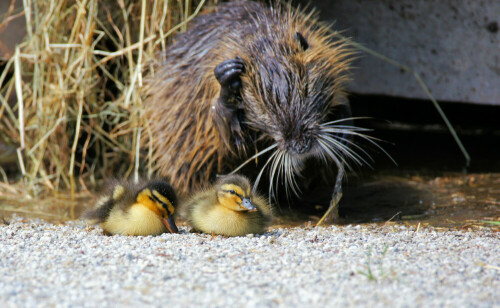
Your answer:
281;129;316;155
287;138;314;155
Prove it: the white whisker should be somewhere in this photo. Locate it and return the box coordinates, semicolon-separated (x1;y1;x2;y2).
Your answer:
321;127;375;136
289;155;302;195
328;129;395;164
318;139;352;172
284;153;301;198
280;152;288;198
317;139;344;174
321;116;372;126
321;134;372;168
269;150;283;202
321;125;372;132
230;143;278;174
333;134;375;163
320;123;395;165
252;149;279;195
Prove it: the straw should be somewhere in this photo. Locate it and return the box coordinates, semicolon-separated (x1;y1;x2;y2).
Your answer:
0;0;216;218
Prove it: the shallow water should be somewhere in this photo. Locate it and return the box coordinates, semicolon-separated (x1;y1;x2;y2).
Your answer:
274;172;499;230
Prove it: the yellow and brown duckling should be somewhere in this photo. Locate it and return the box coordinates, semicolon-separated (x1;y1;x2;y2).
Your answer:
179;174;272;237
83;179;179;236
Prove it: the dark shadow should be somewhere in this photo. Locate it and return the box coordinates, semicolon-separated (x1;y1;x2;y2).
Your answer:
340;177;431;223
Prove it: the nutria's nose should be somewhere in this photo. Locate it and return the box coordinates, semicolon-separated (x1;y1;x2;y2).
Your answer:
288;138;313;155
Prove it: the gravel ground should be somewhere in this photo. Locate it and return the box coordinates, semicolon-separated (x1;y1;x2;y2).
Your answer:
0;218;498;308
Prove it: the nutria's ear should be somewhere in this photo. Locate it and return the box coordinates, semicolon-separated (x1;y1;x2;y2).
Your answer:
295;32;308;51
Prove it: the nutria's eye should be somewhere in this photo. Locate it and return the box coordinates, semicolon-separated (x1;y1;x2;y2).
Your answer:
295;32;309;51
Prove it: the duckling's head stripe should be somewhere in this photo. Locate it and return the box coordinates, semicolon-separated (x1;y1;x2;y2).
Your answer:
137;189;164;218
220;184;246;198
217;175;252;195
151;190;175;215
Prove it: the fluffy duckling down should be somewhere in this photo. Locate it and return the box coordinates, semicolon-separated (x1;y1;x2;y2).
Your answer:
180;174;272;236
83;179;179;236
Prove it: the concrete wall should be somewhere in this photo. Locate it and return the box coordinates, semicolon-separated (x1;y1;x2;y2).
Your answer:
2;1;499;105
304;0;500;105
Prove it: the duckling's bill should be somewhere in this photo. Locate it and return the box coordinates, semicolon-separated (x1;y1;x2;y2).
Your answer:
242;198;257;211
162;216;178;233
136;187;179;233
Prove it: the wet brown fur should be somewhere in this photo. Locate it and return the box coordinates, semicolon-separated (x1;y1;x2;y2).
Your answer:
143;1;352;196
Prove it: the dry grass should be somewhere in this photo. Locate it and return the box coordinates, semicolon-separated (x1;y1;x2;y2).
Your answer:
0;0;217;219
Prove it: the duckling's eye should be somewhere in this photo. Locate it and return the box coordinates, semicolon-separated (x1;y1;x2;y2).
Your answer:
229;190;236;195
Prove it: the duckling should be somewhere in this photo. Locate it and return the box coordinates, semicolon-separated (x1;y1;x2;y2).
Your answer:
180;174;272;236
83;179;179;236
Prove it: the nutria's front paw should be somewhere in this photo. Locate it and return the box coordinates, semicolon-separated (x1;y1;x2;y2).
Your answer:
213;58;247;152
214;58;245;91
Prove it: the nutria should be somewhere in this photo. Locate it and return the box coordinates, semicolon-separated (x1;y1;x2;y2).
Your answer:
143;0;366;222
